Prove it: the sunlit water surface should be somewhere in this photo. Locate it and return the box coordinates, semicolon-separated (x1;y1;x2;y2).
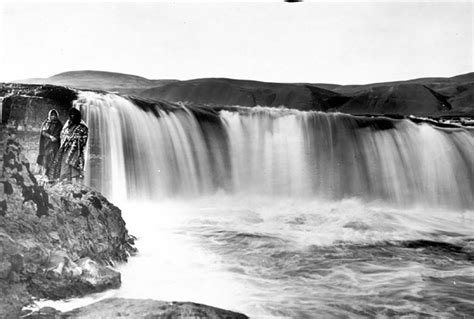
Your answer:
36;196;474;318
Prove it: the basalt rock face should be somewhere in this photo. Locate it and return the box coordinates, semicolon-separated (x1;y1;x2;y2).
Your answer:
0;137;136;317
1;83;77;129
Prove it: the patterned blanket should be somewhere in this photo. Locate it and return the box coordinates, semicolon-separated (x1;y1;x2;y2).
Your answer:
49;120;88;179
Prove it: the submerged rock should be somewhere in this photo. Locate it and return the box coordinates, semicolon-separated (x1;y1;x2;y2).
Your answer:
0;136;136;317
29;298;249;319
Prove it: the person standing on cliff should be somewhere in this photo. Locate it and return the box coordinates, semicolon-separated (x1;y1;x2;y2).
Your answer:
37;109;63;182
49;108;88;182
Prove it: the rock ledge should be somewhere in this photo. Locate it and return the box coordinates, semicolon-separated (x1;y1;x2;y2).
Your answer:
27;298;249;318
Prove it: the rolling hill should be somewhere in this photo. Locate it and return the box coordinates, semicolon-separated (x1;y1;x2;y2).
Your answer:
15;70;474;116
16;70;177;94
138;74;474;116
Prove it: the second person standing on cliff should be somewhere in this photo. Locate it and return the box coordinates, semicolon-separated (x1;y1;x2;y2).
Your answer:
49;108;89;182
37;109;63;182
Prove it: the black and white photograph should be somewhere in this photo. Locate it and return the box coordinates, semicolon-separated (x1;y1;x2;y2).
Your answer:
0;0;473;317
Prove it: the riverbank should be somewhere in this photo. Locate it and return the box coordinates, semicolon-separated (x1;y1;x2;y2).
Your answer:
0;134;136;317
0;131;248;318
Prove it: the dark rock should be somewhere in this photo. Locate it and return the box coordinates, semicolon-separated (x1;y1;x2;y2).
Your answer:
26;306;62;318
3;181;14;195
22;185;49;217
27;257;121;300
34;85;77;108
72;192;82;199
80;204;90;217
1;84;75;127
0;136;136;317
28;298;249;318
88;195;102;210
0;200;7;216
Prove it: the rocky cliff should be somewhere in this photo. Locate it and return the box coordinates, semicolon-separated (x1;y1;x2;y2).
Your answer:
0;135;136;317
1;83;76;129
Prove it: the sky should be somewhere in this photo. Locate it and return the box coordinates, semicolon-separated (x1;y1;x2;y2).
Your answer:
0;0;472;84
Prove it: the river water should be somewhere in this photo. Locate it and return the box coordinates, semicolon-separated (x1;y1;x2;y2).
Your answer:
37;196;474;318
34;92;474;317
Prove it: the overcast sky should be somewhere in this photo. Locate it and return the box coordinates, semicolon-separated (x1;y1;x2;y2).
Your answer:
0;1;472;84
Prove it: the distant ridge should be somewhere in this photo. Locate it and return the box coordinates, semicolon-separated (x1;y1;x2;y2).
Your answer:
139;73;474;116
16;70;178;95
15;70;474;116
139;78;340;111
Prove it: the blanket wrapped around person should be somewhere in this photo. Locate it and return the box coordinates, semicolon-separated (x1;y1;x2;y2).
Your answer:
37;109;63;177
49;108;88;181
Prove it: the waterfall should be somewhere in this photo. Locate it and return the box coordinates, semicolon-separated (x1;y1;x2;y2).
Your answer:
74;91;473;209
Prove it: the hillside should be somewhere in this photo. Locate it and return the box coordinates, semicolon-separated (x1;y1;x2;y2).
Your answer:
16;70;177;94
14;71;474;116
336;84;451;115
139;78;339;111
138;73;474;116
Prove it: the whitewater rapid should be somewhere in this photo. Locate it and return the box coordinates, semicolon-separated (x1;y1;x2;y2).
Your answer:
35;196;474;317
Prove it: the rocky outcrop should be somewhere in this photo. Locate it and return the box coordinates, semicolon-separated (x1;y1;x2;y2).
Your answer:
27;298;249;318
0;136;136;317
1;84;77;129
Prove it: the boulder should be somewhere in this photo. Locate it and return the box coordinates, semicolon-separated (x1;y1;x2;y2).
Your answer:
28;298;249;319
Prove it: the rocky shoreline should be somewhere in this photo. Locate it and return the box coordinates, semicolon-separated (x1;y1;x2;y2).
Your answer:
0;122;251;319
0;86;249;318
0;134;135;316
1;135;248;318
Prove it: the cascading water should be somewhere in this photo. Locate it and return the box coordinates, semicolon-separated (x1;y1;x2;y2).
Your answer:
76;92;219;200
74;91;473;209
42;91;473;318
